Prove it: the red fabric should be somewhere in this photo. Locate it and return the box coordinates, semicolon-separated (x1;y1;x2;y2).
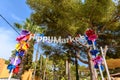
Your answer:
13;65;19;74
25;43;29;48
16;34;31;42
88;34;97;41
86;29;95;37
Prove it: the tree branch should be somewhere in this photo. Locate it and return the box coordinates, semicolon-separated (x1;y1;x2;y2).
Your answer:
103;45;108;57
76;53;89;64
101;14;120;32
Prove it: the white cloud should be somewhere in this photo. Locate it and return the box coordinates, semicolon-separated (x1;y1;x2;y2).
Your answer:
11;14;23;21
0;27;18;60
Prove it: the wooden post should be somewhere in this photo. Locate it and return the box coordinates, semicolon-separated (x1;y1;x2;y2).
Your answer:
100;47;111;80
92;41;98;79
98;64;104;80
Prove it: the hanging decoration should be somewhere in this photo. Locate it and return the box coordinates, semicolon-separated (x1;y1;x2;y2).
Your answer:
6;28;110;80
85;29;104;80
7;30;34;80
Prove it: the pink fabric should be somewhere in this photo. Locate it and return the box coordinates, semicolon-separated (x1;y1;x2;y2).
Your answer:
16;34;31;42
88;34;97;41
92;56;103;65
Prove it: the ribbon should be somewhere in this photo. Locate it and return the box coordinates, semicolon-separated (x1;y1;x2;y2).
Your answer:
7;64;16;73
88;34;97;41
94;64;104;71
21;30;29;35
16;34;31;42
15;41;29;51
92;56;103;64
13;65;19;74
90;50;99;56
85;29;95;37
10;57;21;66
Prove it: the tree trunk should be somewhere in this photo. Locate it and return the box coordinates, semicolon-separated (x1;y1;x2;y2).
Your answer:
88;49;97;80
68;58;71;80
88;59;97;80
66;59;68;75
33;43;40;80
39;54;43;79
66;59;71;80
43;55;48;80
75;52;79;80
53;61;56;80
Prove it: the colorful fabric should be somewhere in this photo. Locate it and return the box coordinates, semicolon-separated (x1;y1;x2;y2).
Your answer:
7;64;16;73
10;57;21;66
21;30;29;35
92;56;103;65
94;64;104;71
13;65;19;74
7;30;33;75
15;41;29;51
86;29;95;37
90;50;99;56
88;34;97;41
16;34;31;42
19;50;25;56
87;40;93;45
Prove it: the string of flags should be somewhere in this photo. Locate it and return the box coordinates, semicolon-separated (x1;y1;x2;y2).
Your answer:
7;30;34;80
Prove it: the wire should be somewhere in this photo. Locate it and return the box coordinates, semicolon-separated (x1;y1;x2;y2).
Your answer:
0;14;20;35
0;14;41;53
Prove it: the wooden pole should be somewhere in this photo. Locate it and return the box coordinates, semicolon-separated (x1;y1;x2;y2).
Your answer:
100;47;111;80
98;64;104;80
92;41;104;79
92;41;98;79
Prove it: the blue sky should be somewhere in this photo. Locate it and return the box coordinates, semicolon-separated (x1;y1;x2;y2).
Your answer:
0;0;32;60
0;0;87;66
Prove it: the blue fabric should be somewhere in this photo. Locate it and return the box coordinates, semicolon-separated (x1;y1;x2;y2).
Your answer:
94;64;99;69
94;64;104;71
94;40;97;46
19;50;25;56
90;50;99;56
101;65;104;71
16;51;19;56
85;35;93;45
85;36;88;40
87;40;92;45
7;64;16;73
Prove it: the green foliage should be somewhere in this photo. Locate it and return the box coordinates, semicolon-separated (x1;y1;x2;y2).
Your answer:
5;59;10;64
27;0;86;36
14;18;46;75
14;18;45;34
22;39;34;73
25;0;120;79
35;55;45;77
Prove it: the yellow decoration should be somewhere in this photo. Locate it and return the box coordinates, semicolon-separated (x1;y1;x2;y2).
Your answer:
15;41;29;51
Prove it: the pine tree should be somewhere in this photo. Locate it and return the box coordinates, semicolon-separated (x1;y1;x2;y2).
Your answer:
26;0;120;79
